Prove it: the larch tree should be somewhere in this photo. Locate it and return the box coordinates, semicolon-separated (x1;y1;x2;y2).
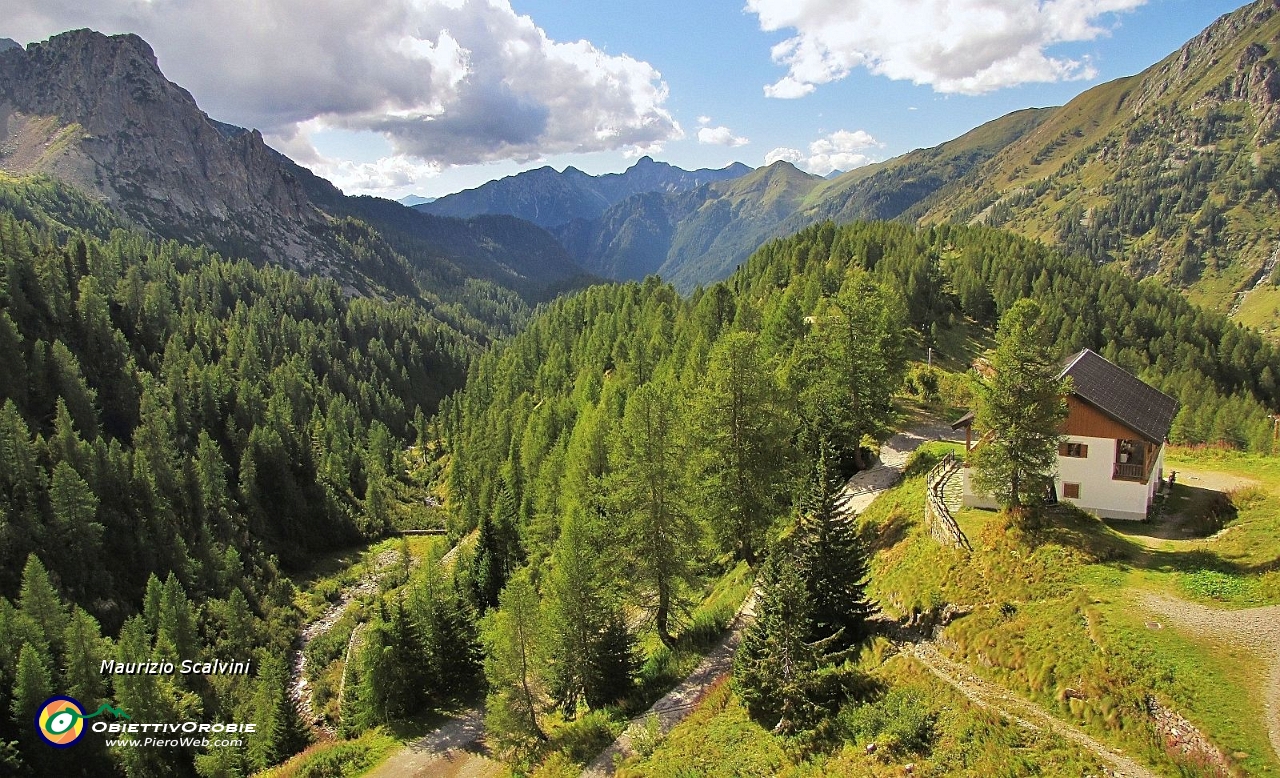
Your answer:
481;574;548;755
691;331;790;566
609;380;701;648
970;298;1070;513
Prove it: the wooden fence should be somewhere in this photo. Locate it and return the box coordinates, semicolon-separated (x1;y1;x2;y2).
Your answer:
925;452;972;552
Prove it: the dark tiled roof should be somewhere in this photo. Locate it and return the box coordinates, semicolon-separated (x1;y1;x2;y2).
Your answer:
1059;349;1179;444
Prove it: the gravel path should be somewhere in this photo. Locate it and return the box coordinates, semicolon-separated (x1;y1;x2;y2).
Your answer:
905;642;1160;778
580;422;961;777
363;709;501;778
1140;593;1280;762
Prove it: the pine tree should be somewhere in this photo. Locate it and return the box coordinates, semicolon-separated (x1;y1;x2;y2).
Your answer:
541;506;634;712
10;644;51;763
47;460;103;596
795;441;874;651
970;299;1070;512
247;652;309;771
62;607;108;707
732;543;849;735
18;555;67;661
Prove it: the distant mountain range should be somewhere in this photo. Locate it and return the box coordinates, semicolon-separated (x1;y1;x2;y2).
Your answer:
536;0;1280;317
398;194;436;207
4;0;1279;329
415;156;751;229
543;108;1049;291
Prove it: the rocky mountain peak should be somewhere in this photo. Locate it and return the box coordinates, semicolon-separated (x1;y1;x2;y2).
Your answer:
0;29;327;269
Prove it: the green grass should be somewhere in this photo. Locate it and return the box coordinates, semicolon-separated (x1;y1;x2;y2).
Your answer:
617;652;1117;777
854;444;1280;775
260;728;400;778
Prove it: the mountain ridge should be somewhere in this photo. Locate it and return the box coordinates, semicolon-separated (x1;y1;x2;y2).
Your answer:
417;154;751;228
916;0;1280;328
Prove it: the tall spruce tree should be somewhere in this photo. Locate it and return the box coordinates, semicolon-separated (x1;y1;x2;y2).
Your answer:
796;439;874;651
732;541;854;735
970;299;1070;512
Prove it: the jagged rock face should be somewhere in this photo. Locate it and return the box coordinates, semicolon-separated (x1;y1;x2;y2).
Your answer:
0;29;331;270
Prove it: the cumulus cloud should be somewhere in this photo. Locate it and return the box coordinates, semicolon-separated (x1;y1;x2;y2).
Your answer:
8;0;682;167
765;129;882;175
697;125;749;147
314;155;443;195
746;0;1147;96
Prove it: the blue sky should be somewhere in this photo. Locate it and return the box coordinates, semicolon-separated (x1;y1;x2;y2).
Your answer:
7;0;1248;198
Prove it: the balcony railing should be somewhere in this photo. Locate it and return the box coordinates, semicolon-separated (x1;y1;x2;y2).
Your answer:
1113;461;1146;481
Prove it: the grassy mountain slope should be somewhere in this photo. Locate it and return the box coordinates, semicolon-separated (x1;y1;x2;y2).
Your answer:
791;107;1052;227
920;0;1280;329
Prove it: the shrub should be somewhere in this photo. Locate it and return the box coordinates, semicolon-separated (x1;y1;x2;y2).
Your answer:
838;687;937;756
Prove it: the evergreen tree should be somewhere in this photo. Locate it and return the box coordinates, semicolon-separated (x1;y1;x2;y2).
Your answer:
610;381;701;647
247;652;309;771
18;556;66;661
481;574;547;755
732;543;852;735
62;607;108;707
691;332;789;566
795;441;874;651
790;271;906;469
970;299;1070;512
47;461;103;596
541;506;634;712
10;644;50;767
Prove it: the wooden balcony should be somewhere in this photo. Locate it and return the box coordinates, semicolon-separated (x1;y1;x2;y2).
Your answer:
1113;461;1147;481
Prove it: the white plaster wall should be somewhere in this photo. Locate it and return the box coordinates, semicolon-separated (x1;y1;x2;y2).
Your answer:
960;436;1159;520
1054;435;1150;520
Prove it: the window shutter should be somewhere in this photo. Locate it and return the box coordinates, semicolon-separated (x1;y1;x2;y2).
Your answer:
1080;444;1088;457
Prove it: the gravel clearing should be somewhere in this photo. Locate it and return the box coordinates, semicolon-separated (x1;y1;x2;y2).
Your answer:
1140;592;1280;763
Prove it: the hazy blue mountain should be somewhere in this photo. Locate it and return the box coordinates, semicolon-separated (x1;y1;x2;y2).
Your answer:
554;160;828;291
398;194;437;206
417;155;751;228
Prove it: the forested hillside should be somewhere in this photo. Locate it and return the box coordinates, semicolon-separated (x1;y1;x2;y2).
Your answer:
0;177;476;776
430;218;1280;772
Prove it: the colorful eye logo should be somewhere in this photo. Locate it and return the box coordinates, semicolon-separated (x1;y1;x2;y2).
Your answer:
36;696;85;747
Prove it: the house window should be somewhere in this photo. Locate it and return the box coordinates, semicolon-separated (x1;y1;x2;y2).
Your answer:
1059;442;1089;458
1063;483;1081;499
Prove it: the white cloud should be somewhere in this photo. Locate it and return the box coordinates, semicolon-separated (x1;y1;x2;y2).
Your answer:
765;129;882;175
697;125;749;147
316;155;443;195
764;147;804;165
697;115;712;125
9;0;682;168
746;0;1147;96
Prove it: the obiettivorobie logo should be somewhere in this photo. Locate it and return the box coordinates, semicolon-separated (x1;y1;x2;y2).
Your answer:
35;696;130;748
